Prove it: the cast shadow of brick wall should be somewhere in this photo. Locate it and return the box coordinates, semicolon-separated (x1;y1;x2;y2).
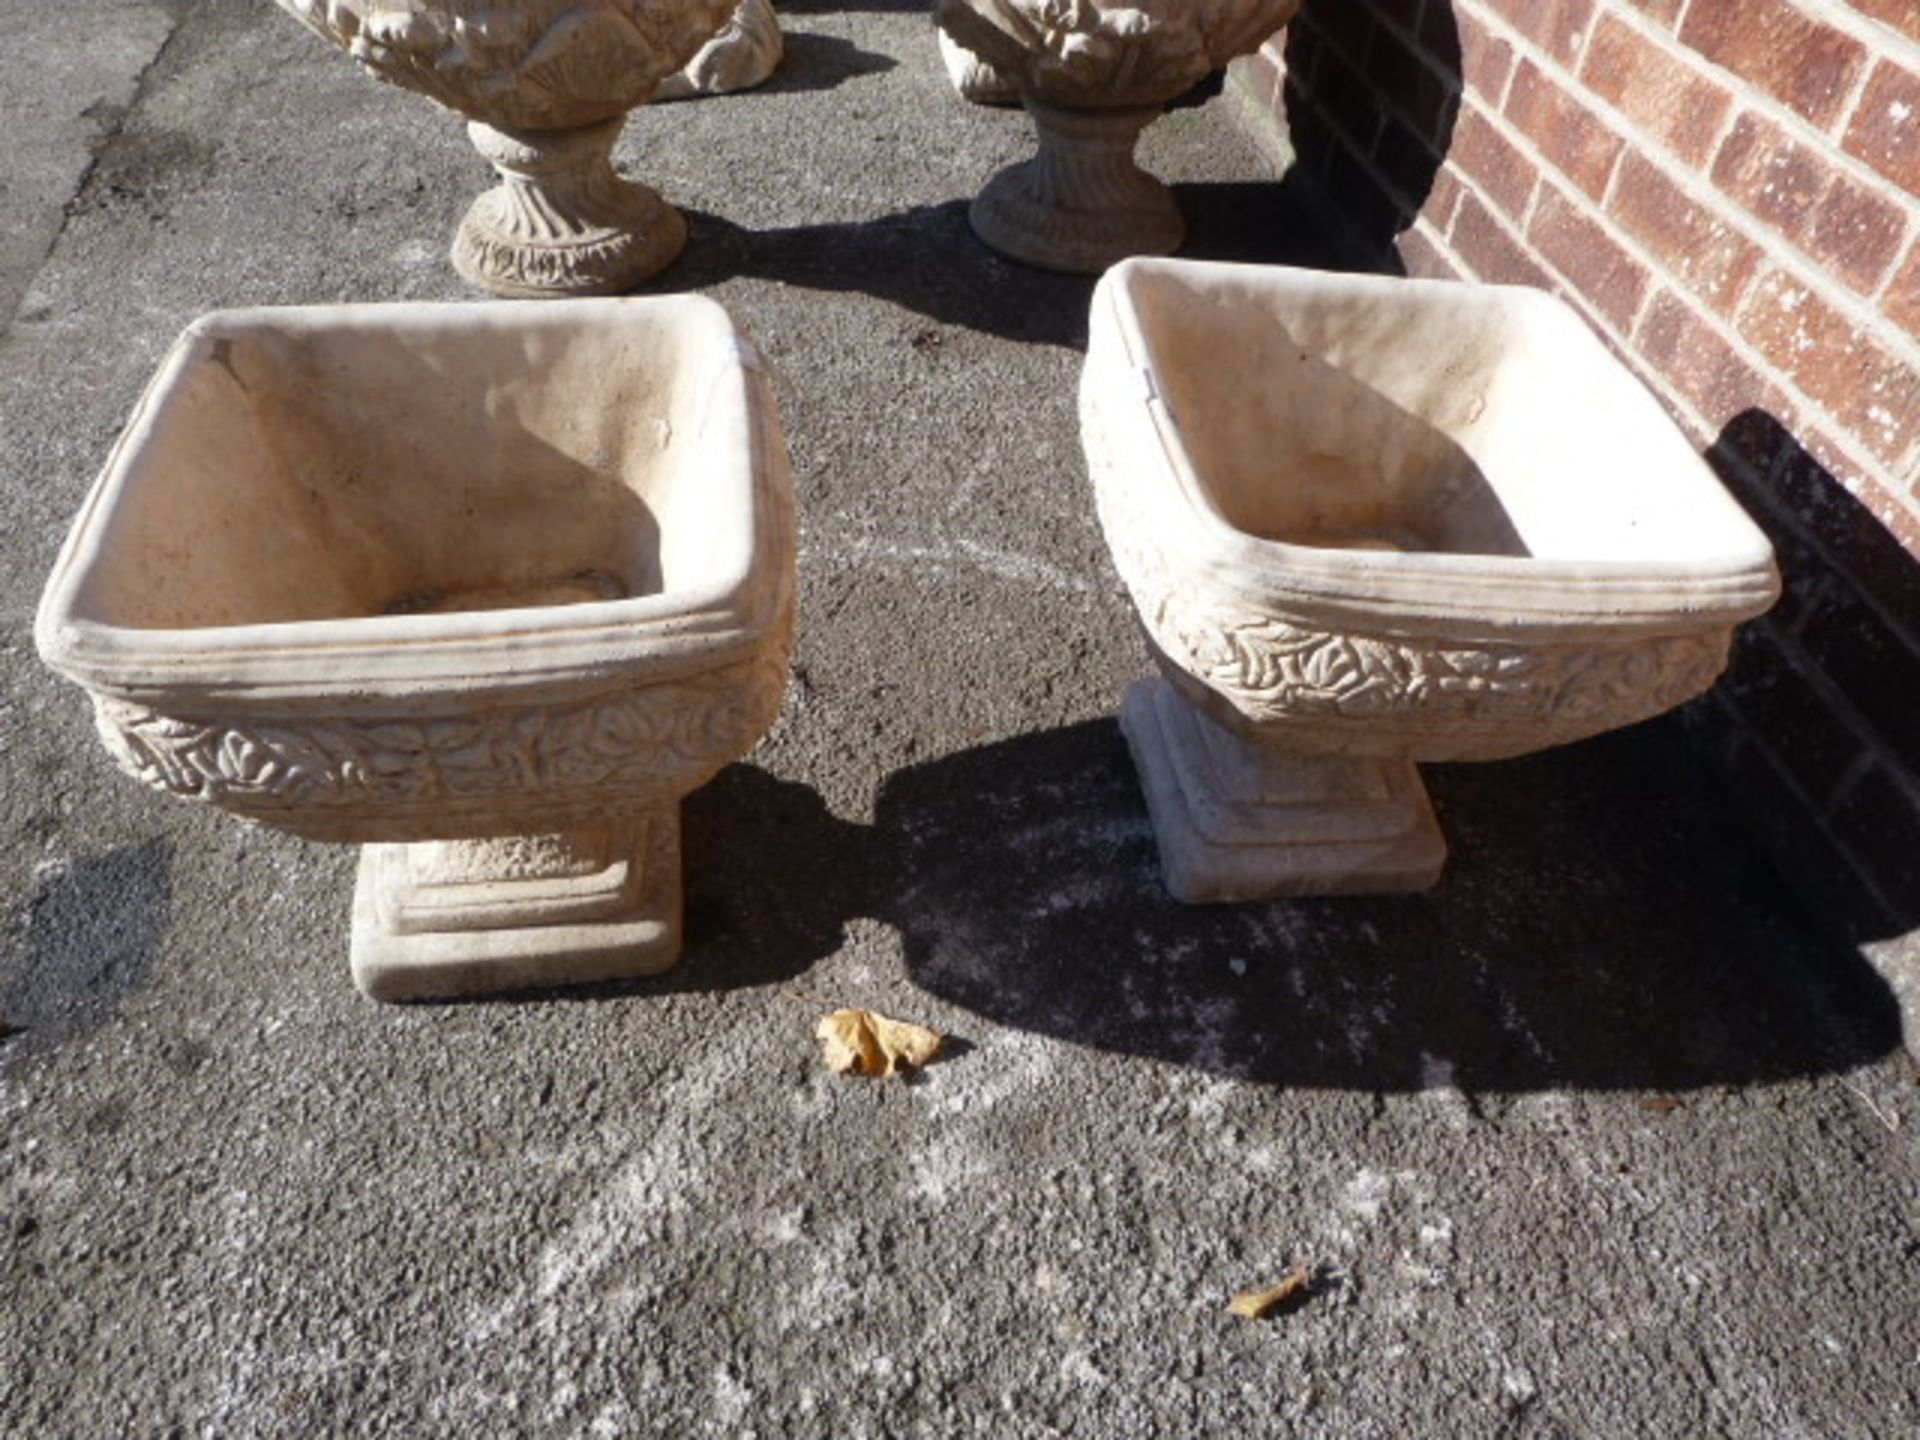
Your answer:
1279;0;1461;266
1688;410;1920;980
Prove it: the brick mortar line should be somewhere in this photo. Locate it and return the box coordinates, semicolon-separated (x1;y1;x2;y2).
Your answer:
1449;23;1920;374
1815;749;1920;923
1335;172;1920;655
1653;0;1920;72
1297;7;1458;147
1775;0;1920;72
1902;227;1920;319
1709;437;1920;652
1594;0;1916;210
1732;708;1875;851
1826;44;1878;146
1258;31;1920;487
1414;196;1644;354
1701;690;1909;926
1869;224;1919;317
1459;0;1912;353
1413;149;1920;521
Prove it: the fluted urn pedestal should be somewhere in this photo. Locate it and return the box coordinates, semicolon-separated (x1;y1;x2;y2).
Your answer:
452;118;688;298
971;101;1181;273
934;0;1303;272
275;1;741;295
36;297;794;1000
1082;259;1781;901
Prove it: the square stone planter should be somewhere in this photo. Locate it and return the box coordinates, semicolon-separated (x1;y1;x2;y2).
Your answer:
37;296;793;999
1082;259;1781;900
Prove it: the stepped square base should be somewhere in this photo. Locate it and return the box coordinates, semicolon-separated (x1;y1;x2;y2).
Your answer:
1119;679;1446;902
350;815;681;1001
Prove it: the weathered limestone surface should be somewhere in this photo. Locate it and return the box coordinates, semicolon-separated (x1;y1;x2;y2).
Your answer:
936;28;1017;106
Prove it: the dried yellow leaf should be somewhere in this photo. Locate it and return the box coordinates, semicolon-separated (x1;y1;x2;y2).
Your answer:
815;1008;943;1078
1227;1265;1316;1319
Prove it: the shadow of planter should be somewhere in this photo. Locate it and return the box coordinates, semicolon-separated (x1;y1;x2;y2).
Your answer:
871;716;1901;1094
2;839;173;1055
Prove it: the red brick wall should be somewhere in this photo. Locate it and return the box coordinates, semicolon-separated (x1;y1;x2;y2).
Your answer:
1234;0;1920;934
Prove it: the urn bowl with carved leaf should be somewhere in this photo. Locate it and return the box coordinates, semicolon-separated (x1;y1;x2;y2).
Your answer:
37;297;792;845
272;2;746;294
274;0;739;128
932;0;1303;270
933;0;1302;110
1084;259;1780;761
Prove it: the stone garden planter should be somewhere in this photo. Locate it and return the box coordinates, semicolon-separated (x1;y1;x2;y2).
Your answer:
36;297;794;1000
932;0;1303;271
274;1;742;295
1082;258;1780;900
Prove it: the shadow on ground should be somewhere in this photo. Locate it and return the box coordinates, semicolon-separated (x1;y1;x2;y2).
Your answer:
679;717;1900;1093
753;31;896;95
1;839;173;1054
662;169;1377;346
1690;410;1920;953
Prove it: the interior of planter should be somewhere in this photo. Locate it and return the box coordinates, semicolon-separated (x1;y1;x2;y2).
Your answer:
69;303;744;631
1125;264;1747;566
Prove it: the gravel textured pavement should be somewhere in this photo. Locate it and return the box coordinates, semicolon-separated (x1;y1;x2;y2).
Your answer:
3;3;1919;1436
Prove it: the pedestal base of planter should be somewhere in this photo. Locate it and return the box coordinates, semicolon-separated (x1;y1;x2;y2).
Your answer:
970;100;1182;273
451;118;687;298
1120;679;1446;902
350;814;682;1001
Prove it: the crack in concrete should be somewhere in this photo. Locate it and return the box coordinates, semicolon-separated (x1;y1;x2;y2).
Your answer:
3;5;184;333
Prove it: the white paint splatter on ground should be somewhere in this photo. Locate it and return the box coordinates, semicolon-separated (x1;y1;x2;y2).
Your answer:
711;1364;754;1428
1419;1050;1477;1131
806;533;1095;597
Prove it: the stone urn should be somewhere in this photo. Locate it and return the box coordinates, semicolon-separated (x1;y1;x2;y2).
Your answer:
1081;258;1780;900
36;296;794;1000
274;1;742;295
932;0;1303;271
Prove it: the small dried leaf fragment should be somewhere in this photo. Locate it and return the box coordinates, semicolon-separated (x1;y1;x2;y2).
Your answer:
1640;1096;1685;1114
816;1008;943;1078
1228;1265;1317;1320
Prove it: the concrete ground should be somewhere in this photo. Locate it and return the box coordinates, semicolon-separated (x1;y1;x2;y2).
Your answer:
4;2;1919;1435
